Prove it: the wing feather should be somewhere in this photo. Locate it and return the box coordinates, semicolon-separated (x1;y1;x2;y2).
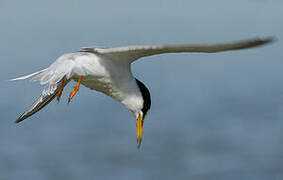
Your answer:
83;37;274;62
15;84;60;123
12;52;95;122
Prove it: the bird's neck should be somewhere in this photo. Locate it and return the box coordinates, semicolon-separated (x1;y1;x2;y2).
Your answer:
110;77;145;116
120;89;144;115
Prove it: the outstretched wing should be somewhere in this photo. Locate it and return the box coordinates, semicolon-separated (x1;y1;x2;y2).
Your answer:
11;52;98;123
15;83;61;123
81;37;274;63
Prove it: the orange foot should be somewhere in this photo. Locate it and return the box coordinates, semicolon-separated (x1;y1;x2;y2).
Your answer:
68;76;82;103
56;78;65;101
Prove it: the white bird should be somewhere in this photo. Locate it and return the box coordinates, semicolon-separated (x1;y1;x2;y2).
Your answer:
11;37;273;148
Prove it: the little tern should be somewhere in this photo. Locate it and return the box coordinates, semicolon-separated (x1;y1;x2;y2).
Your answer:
10;37;273;148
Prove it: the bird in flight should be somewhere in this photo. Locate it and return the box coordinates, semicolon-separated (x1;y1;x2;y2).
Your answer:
11;37;273;148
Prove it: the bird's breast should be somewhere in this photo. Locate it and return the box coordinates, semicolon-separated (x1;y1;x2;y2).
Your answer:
71;55;141;106
73;75;132;103
78;75;115;96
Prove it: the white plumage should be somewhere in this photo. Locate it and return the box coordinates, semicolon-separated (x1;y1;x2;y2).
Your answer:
10;37;274;147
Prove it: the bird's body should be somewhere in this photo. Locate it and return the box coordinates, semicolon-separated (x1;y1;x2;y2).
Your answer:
10;37;274;148
70;52;144;113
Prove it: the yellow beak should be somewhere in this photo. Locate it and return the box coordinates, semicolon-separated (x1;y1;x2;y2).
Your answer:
136;113;143;148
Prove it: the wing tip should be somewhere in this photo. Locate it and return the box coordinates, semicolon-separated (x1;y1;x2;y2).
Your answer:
14;113;28;123
14;85;59;124
260;36;277;44
249;36;277;48
231;36;277;51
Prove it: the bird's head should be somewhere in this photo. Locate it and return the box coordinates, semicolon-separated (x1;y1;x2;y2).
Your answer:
134;79;151;148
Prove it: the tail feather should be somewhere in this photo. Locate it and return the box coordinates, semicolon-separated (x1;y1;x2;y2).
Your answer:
10;68;61;123
11;54;80;122
15;84;60;123
9;68;48;81
11;66;71;122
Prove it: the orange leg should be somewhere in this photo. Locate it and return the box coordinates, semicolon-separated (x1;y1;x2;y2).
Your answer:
68;76;83;103
56;78;65;102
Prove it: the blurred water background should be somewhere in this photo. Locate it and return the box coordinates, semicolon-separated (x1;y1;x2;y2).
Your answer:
1;0;283;179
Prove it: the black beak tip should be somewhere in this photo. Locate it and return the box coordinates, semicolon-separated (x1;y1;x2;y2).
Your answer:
137;138;142;149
